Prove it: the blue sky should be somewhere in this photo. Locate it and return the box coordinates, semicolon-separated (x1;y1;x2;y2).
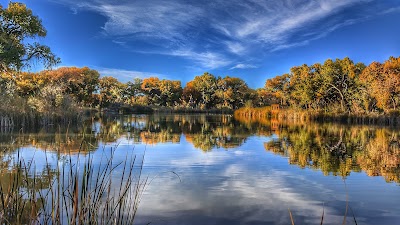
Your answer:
4;0;400;88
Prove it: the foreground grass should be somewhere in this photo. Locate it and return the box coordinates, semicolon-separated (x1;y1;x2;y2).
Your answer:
0;146;148;225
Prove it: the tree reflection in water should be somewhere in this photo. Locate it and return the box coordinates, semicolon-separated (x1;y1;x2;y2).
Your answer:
263;120;400;183
0;114;399;186
0;113;399;224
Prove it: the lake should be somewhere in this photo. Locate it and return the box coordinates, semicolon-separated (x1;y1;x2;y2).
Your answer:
1;114;399;225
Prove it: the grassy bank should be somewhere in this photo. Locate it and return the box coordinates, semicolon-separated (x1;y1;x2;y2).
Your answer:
233;106;272;118
151;106;233;114
234;106;400;125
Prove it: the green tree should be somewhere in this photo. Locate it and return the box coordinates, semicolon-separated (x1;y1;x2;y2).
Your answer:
98;76;125;108
289;64;320;109
319;58;363;113
124;78;144;105
253;88;276;107
159;79;182;107
0;2;59;71
191;72;218;109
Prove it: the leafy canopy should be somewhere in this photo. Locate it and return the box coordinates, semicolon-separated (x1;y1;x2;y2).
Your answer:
0;2;60;72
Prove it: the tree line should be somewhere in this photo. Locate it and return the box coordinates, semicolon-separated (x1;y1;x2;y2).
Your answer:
2;56;400;118
265;56;400;114
1;68;256;111
3;56;400;112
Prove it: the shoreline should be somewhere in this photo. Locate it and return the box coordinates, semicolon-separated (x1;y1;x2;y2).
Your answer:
234;107;400;126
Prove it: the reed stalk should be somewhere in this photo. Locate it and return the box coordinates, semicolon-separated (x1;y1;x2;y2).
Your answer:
0;145;147;225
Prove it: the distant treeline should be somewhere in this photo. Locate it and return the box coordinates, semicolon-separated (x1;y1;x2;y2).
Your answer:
0;68;257;112
264;56;400;115
1;56;400;125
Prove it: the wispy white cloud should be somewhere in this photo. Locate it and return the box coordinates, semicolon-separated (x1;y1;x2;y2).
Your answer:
94;67;169;82
111;40;126;46
131;48;232;70
72;0;203;43
170;50;232;70
70;7;78;15
225;41;247;55
380;6;400;15
229;0;367;45
271;17;365;51
230;63;258;70
54;0;392;69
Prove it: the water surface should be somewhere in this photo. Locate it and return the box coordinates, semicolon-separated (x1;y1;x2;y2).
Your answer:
1;114;399;225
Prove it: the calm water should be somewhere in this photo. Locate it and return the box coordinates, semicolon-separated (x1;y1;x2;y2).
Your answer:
1;114;400;225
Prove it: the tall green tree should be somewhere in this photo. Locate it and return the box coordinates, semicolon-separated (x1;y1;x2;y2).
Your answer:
124;78;144;105
319;58;363;113
159;79;182;107
191;72;218;109
289;64;321;109
0;2;59;71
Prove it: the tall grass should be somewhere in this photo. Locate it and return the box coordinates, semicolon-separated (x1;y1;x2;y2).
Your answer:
234;106;272;118
0;145;148;225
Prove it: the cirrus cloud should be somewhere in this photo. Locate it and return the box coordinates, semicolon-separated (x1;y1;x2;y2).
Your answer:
53;0;398;70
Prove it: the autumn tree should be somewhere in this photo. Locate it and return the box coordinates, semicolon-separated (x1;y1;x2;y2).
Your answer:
141;77;161;105
265;74;290;106
98;76;125;108
251;88;271;107
27;83;77;118
215;76;252;109
359;62;383;111
13;71;46;96
382;56;400;111
43;67;100;106
182;81;201;108
0;2;59;71
360;56;400;112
